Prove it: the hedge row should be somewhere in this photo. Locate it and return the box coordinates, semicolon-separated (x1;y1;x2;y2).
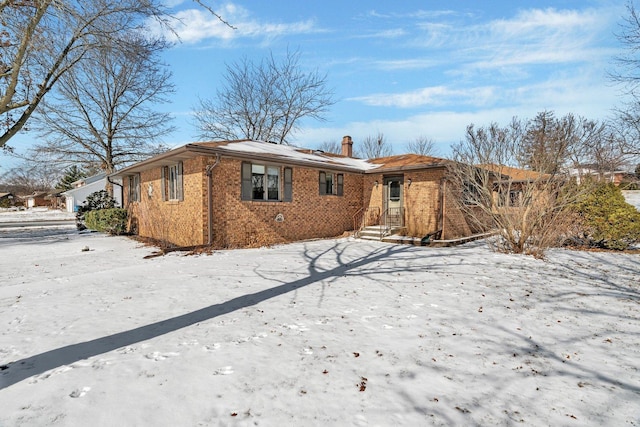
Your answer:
85;208;128;235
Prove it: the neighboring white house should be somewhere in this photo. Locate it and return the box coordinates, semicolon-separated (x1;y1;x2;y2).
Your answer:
62;173;122;212
568;167;628;185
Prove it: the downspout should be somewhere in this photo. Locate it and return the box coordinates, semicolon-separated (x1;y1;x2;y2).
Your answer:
440;178;446;240
205;154;221;245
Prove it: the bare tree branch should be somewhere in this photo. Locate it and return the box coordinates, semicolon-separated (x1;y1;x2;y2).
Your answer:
611;2;640;156
447;116;600;256
192;0;237;29
316;140;341;154
358;132;393;159
27;31;174;175
406;135;437;156
194;49;335;144
0;160;61;194
0;0;232;149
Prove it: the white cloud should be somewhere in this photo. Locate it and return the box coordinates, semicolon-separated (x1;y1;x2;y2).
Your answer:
413;7;617;70
472;8;614;68
364;9;458;20
356;6;618;77
349;64;618;113
353;28;407;39
490;7;599;36
149;3;323;44
373;58;441;70
348;86;498;108
297;71;618;155
169;9;237;42
162;0;187;8
472;47;616;69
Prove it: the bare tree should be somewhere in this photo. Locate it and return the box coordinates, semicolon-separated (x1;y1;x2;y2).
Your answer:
194;49;335;144
611;2;640;156
539;114;631;184
0;1;231;150
571;124;628;178
406;135;437;156
0;161;61;194
613;109;640;157
316;140;341;154
28;32;174;176
358;132;393;159
447;120;594;257
516;111;623;179
518;111;578;174
611;2;640;92
0;1;172;149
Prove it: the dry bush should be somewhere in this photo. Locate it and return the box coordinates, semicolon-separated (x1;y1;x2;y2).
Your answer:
448;120;596;256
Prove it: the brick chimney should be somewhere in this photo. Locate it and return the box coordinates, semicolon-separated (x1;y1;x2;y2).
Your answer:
341;135;353;158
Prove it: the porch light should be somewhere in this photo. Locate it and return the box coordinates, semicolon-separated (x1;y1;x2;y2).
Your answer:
408;178;412;187
374;180;378;188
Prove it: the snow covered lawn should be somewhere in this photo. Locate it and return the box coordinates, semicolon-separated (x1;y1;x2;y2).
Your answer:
1;229;639;426
0;207;75;222
623;190;640;211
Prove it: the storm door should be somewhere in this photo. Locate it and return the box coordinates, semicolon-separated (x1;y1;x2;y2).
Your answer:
383;176;403;228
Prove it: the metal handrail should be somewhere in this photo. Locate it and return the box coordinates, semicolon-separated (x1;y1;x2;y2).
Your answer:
385;207;404;228
380;207;404;239
353;206;381;237
352;208;364;237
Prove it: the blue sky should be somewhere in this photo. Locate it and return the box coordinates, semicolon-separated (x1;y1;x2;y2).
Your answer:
0;0;629;171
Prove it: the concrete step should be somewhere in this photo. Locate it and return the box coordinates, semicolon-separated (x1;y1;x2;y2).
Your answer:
357;225;404;240
358;234;381;241
381;235;425;245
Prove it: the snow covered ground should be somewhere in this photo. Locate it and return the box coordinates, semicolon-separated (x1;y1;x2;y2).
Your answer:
623;190;640;211
0;207;75;222
0;227;639;426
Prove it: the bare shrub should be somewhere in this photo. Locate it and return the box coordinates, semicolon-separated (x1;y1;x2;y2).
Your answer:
447;120;595;256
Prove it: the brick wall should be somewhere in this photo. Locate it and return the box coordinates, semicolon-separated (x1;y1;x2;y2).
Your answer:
122;153;478;247
440;180;475;240
126;155;364;248
362;169;447;238
125;157;207;247
402;169;443;237
360;174;383;226
210;158;363;248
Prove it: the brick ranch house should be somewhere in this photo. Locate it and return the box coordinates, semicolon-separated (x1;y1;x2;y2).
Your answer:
111;136;477;248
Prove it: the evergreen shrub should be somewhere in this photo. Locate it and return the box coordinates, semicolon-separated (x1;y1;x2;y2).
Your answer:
85;208;128;235
76;190;117;230
574;183;640;250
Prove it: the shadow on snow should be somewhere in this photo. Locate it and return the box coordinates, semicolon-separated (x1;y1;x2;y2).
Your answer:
0;241;418;390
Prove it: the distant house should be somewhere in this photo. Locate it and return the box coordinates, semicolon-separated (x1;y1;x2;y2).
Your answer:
111;137;480;248
476;164;554;209
25;192;49;208
62;173;122;212
568;166;629;186
0;192;16;208
47;191;66;210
